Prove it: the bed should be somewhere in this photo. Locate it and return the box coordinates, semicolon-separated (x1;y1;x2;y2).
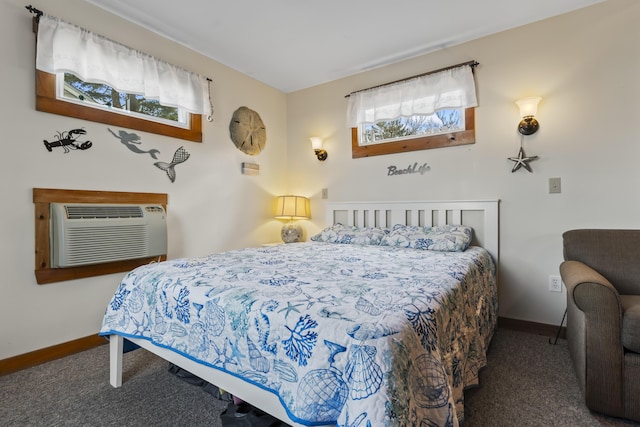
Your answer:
101;200;499;427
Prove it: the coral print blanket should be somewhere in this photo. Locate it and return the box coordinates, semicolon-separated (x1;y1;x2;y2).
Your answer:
100;242;496;426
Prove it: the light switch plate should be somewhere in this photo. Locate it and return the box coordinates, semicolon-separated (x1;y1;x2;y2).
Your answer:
549;177;561;194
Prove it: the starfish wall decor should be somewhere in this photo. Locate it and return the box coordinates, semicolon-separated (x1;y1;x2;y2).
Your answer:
508;146;539;173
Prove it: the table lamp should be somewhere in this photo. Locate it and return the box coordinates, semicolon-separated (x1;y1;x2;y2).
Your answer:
274;195;310;243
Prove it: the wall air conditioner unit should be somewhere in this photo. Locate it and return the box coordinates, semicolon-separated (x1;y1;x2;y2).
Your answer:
50;203;167;268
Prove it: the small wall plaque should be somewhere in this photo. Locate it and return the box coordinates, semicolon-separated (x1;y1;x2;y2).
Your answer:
242;162;260;176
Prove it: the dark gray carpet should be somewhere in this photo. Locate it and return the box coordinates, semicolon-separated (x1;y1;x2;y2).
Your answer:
464;329;639;427
1;329;638;426
0;343;227;426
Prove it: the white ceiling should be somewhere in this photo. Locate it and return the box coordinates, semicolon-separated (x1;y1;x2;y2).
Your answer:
84;0;604;93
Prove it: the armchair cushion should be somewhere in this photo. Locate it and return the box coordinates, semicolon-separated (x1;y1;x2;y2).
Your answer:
621;295;640;353
563;229;640;295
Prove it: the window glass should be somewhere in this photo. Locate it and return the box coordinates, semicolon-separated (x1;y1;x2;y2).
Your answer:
359;108;464;146
60;73;189;129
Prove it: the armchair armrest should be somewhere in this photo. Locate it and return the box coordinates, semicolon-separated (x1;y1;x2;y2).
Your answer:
560;260;625;415
560;260;621;315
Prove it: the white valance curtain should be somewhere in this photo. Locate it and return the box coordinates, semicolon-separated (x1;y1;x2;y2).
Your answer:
36;14;212;117
346;64;477;127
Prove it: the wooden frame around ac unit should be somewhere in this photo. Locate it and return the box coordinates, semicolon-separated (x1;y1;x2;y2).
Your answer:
33;188;168;284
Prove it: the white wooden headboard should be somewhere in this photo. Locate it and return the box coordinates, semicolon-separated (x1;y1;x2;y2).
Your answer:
326;200;500;265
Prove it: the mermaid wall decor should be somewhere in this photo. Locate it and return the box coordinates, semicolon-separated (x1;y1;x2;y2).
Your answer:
108;128;160;159
107;128;190;183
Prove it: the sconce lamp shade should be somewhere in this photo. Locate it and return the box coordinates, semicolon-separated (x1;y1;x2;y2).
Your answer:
516;97;541;118
274;195;310;219
516;97;541;135
310;137;323;150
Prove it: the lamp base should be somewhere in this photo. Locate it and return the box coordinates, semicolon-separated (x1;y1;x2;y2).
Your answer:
281;223;303;243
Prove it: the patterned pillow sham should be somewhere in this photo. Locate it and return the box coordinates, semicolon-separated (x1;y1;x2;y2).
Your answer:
380;224;473;252
310;223;388;245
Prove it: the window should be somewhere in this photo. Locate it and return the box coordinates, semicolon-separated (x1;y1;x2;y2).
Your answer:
351;108;475;158
347;62;478;158
36;70;203;142
61;73;187;128
34;14;211;142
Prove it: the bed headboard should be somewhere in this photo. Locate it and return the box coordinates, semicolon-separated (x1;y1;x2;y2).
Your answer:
325;200;500;264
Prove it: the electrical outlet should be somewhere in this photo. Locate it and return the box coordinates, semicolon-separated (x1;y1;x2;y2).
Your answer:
549;275;563;292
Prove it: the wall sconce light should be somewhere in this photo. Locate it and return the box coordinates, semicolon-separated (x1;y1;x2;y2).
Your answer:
310;137;328;161
508;96;541;173
515;97;541;135
274;195;310;243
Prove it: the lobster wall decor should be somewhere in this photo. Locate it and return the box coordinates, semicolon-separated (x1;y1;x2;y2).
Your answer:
43;128;92;152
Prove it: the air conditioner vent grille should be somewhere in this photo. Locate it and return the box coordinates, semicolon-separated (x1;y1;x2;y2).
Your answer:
64;225;148;265
65;205;144;219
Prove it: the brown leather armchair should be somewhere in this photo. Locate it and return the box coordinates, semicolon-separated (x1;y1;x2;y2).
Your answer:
561;229;640;421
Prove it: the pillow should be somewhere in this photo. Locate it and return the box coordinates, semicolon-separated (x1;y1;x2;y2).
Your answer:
310;223;388;245
380;224;473;252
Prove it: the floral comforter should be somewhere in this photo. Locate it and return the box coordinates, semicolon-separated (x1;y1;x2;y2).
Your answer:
100;242;497;427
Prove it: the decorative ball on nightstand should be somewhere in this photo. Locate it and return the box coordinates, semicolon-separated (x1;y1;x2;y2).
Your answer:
274;195;310;244
281;223;303;243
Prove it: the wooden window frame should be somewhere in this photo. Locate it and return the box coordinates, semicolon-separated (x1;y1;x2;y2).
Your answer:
351;107;476;158
36;70;203;142
33;188;168;285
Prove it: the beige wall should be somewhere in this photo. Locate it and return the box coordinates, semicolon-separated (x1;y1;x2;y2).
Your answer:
286;0;640;326
2;0;638;360
0;0;288;359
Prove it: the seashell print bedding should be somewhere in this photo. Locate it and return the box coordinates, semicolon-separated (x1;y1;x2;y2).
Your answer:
100;242;497;426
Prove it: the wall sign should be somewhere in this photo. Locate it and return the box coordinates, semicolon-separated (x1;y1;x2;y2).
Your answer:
241;162;260;176
387;162;430;176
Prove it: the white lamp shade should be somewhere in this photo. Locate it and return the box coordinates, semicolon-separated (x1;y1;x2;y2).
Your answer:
516;97;541;118
274;195;310;219
310;137;323;150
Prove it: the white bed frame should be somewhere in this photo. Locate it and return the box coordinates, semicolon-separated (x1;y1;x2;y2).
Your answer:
108;199;500;426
